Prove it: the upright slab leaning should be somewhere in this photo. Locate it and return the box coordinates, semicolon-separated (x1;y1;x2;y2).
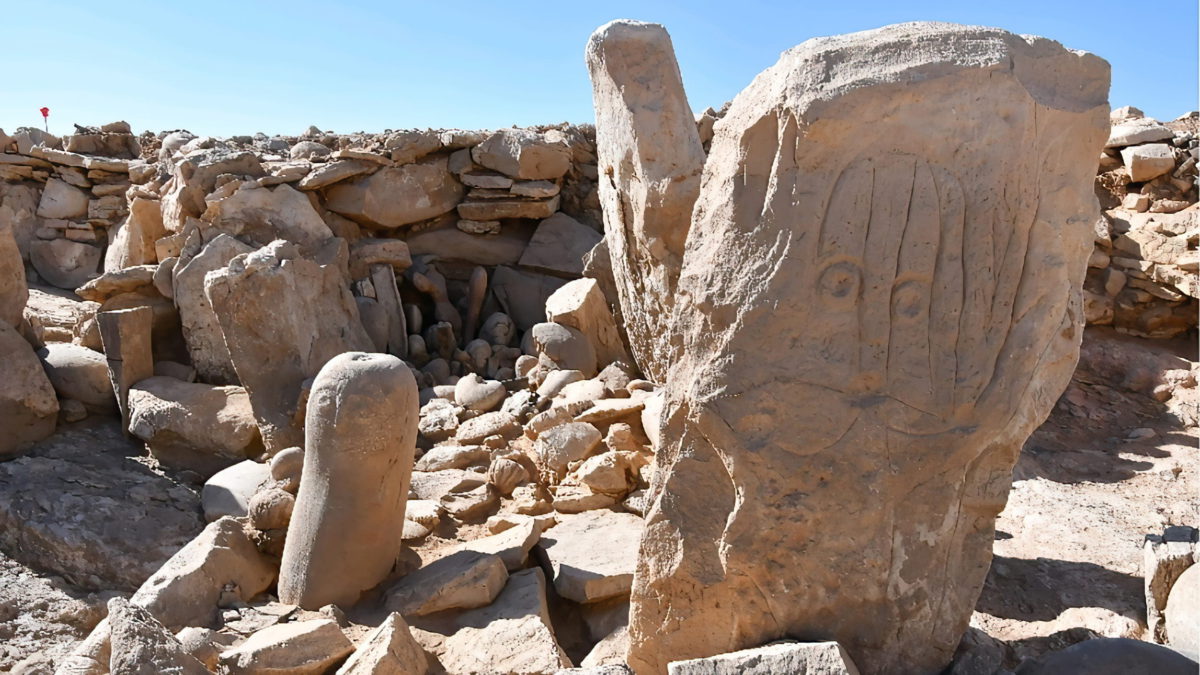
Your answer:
599;22;1110;674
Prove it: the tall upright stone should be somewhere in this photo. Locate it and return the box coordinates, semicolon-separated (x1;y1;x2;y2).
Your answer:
97;306;155;430
205;240;373;453
616;22;1110;674
278;352;419;609
585;20;705;384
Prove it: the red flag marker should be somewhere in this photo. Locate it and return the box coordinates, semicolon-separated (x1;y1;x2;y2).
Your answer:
39;107;49;133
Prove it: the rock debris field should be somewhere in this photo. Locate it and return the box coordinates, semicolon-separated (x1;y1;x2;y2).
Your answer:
0;18;1197;675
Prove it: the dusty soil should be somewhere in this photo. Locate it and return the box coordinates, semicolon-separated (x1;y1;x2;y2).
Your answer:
1;327;1195;672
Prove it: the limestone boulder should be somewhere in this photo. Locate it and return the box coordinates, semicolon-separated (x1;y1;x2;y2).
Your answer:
454;373;506;412
539;510;642;603
472;128;572;180
160;150;264;229
0;218;27;326
1120;143;1176;183
218;619;353;674
1166;563;1200;660
0;322;58;457
617;22;1109;675
0;182;39;261
337;612;428;675
104;197;165;272
385;550;508;616
173;233;255;384
127;376;263;476
30;239;101;290
36;342;116;413
36;178;89;220
326;156;465;228
533;422;602;483
202;459;270;522
531;322;597;376
130;516;276;630
586;20;704;383
205;240;373;453
106;598;209;675
204;182;333;248
491;266;569;331
545;278;632;367
278;352;418;609
519;212;603;277
1106;118;1174;148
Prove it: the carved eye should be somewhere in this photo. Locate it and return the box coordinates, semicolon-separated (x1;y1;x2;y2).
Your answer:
891;279;926;320
817;260;861;307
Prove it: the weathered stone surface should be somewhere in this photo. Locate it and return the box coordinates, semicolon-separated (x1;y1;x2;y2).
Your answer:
1166;563;1200;660
204;182;333;248
407;220;536;267
457;195;560;221
533;421;602;483
0;182;39;261
326;157;464;228
1143;527;1197;643
453;516;541;571
218;619;353;674
0;322;59;456
0;218;27;326
415;444;488;472
454;373;506;412
455;411;521;444
540;510;641;603
75;265;157;303
205;240;373;453
130;516;275;630
97;306;155;428
160;150;264;229
104;197;165;272
279;352;418;609
202;459;270;522
298;158;375;190
1120;143;1176;183
532;322;597;376
106;597;209;675
621;22;1109;675
36;178;89;220
586;20;704;383
174;233;254;384
666;641;860;675
385;550;508;616
337;612;428;675
349;237;412;279
30;239;101;290
0;419;203;591
1016;637;1196;675
36;342;116;413
432;568;572;674
519;212;602;277
127;376;262;476
545;278;631;367
1105;118;1174;148
472;129;572;180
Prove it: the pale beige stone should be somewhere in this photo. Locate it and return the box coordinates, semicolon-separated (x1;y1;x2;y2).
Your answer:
0;322;58;457
337;612;428;675
620;22;1109;675
545;278;632;367
218;619;353;674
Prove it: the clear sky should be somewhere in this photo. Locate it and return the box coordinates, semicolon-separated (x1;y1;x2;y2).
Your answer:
3;0;1196;137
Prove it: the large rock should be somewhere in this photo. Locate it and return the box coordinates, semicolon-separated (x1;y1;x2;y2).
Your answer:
0;419;203;591
586;20;704;383
96;306;155;428
472;129;572;180
204;182;334;248
384;550;508;616
202;459;270;522
130;516;275;630
1120;143;1176;183
336;612;428;675
205;240;373;453
127;376;262;476
160;150;264;229
1166;563;1200;660
545;278;632;367
106;597;209;675
1016;637;1196;675
36;342;117;413
433;568;572;674
0;182;39;261
539;510;642;603
36;178;89;220
30;239;101;290
0;217;27;326
0;322;58;456
104;197;165;272
619;22;1109;674
218;619;353;674
519;212;603;277
326;157;465;228
667;641;860;675
173;233;254;384
488;266;568;331
278;352;418;609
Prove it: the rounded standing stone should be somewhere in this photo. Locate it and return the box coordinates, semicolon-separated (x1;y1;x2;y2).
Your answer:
277;352;419;609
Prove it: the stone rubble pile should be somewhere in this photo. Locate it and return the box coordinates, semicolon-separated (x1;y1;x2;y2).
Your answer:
1087;106;1199;338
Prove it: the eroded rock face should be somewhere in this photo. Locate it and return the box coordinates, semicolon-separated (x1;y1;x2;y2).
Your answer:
0;322;58;456
173;233;254;385
205;240;373;453
586;20;704;384
325;157;465;229
620;22;1110;674
278;352;418;609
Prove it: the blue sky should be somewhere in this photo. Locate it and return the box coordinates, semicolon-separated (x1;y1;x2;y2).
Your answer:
2;0;1195;137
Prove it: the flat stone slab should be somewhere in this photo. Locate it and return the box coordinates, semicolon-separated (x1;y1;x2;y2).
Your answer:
667;641;860;675
538;510;642;603
0;418;204;591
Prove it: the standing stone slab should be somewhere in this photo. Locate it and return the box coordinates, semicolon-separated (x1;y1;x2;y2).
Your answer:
586;20;704;383
370;263;408;358
97;306;155;430
617;22;1110;674
278;352;419;609
204;240;373;453
173;233;254;384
